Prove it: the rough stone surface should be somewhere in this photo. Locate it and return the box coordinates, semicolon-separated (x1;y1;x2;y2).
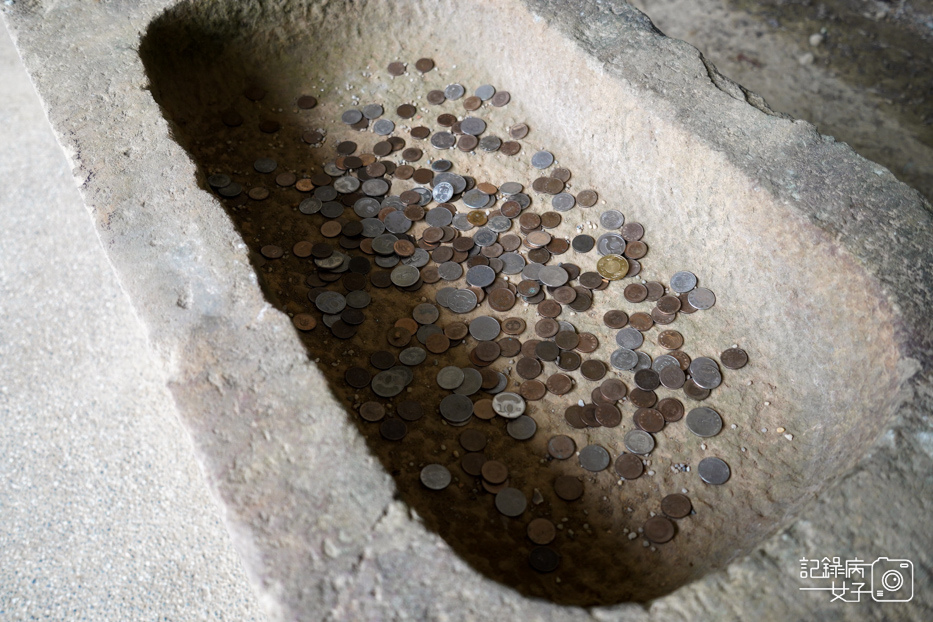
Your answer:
2;0;931;620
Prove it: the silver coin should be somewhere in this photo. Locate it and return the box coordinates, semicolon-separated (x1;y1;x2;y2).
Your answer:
689;357;722;389
432;159;452;172
469;315;500;341
454;368;484;396
320;201;345;219
420;464;452;490
313;185;338;201
634;351;653;371
551;193;576;212
362;103;384;119
431;132;457;150
557;321;576;333
361;178;389;197
371;117;393;134
402;248;430;268
253;158;277;174
688;287;716;310
371;368;407;397
615;327;644;350
382;195;406;209
435;287;455;308
670;271;698;293
444;83;465;100
475;84;496;101
507;415;537;441
360;218;386;237
521;263;542;282
372;233;399;255
599;210;624;229
384;210;412;234
652;354;680;373
413;187;434;206
299;197;322;214
315;254;343;270
438;261;463;281
374;255;399;269
323;162;343;177
499;182;524;195
610;348;639;371
500;252;526;274
511;193;531;208
472;227;498;247
391;265;420;287
334;176;361;194
354;197;381;218
698;457;731;485
486;215;511;233
479;135;501;152
439;394;474;423
437;366;465;390
346;290;371;309
460;117;487;136
217;182;242;197
463;188;490;209
399;346;426;366
413;302;440;324
686;407;723;437
579;445;611;472
466;265;496;287
341;109;363;124
488;372;509;394
447;289;478;313
538;265;569;287
624;429;656;455
416;324;442;344
207;173;231;188
425;206;454;227
314;291;346;314
596;233;626;256
495;487;527;517
322;313;340;328
531;150;554;169
433;182;454;203
492;392;525;419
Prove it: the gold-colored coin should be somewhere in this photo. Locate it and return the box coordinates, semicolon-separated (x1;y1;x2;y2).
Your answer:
467;210;488;226
597;254;630;280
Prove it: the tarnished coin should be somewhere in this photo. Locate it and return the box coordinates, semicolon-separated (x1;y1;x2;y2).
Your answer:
661;493;693;518
624;429;655;454
698;457;731;485
531;150;554;169
439;394;474;424
686;407;723;437
657;397;685;422
597;254;629;280
644;516;676;543
421;464;452;490
507;415;537;441
529;547;561;573
496;487;527;517
481;460;509;484
579;445;611;472
470;315;501;341
658;330;684;350
659;366;686;389
689;357;722;389
614;453;644;479
436;366;465;390
599;209;624;229
634;369;661;391
492;392;526;419
595;404;622;428
359;401;385;422
554;475;584;501
688;287;716;310
615;327;644;349
634;408;665;433
720;347;748;369
670;271;697;293
547;435;576;459
380;418;407;440
600;378;627;401
527;518;556;545
610;348;639;371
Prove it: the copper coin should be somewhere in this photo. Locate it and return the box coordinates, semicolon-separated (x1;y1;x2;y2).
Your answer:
535;318;560;338
491;91;511;107
483;479;509;494
661;493;693;519
634;369;661;391
546;373;573;395
564;405;586;429
293;241;314;258
557;351;582;372
595;404;622;428
670;350;692;370
437;113;457;126
580;359;606;381
461;452;486;476
659;366;686;389
462;95;482;111
624;283;648;303
394;317;418;334
644;516;675;544
678;293;698;314
576;333;599;353
579;272;604;289
500;141;521;156
625;240;648;259
603;310;628;329
620;222;644;241
654;397;683;422
359;401;385;422
401;148;423;162
657;330;684;350
503;317;526;335
599;378;627;401
576;189;598;207
720;347;749;369
629;388;657;408
657;295;682;315
547;435;576;460
459;429;487;452
458;135;479;151
580;404;600;427
534;340;559;362
426;333;451;353
260;245;282;259
415;57;435;73
380;419;407;441
387;326;412;347
614;453;644;479
538;300;562;318
292;314;317;331
320;221;343;238
629;312;654;331
249;187;270;201
498;337;522;358
519;380;547;401
509;123;529;139
554;331;580;350
387;61;406;76
474;341;501;362
521;339;540;359
489;288;516;312
370;350;396;370
527;518;556;545
481;460;508;484
516;357;542;379
473;399;496;421
683;379;710;401
345;366;370;389
297;94;317;109
634;408;665;433
554;476;584;501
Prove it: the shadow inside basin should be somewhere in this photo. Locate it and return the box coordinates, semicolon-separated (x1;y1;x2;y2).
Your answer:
138;0;903;608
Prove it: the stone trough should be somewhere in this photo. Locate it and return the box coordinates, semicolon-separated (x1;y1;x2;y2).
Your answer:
6;0;932;619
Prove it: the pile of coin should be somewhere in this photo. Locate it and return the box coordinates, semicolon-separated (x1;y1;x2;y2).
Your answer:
207;58;751;575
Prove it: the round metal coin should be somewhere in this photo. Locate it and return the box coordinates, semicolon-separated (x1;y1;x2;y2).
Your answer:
698;457;731;485
420;464;452;490
624;429;655;455
685;407;723;437
579;445;611;472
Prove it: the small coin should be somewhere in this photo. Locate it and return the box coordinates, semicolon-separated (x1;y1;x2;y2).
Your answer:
415;57;435;73
579;444;611;472
644;516;676;544
720;347;749;369
614;453;644;479
624;429;655;454
547;435;576;460
554;475;584;501
698;457;731;485
529;547;561;573
661;493;693;519
527;518;556;545
420;464;452;490
685;407;723;437
596;254;629;280
495;487;528;517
